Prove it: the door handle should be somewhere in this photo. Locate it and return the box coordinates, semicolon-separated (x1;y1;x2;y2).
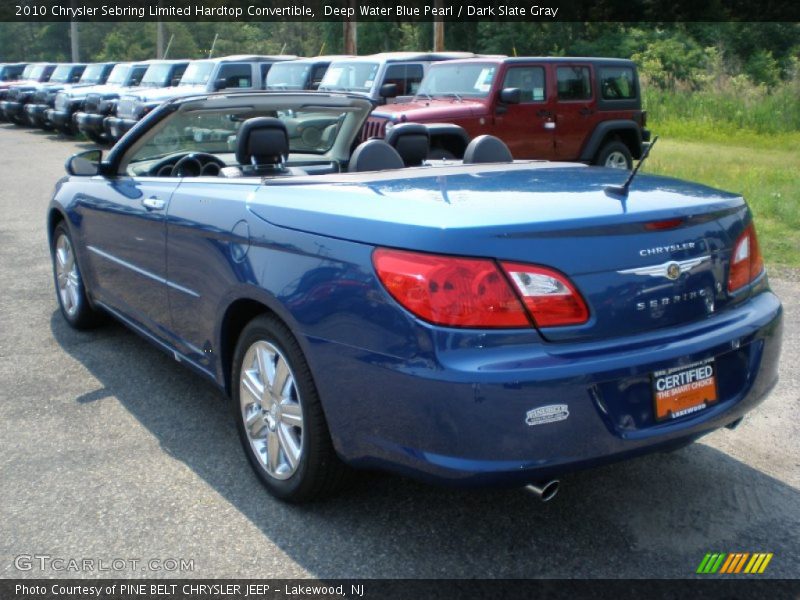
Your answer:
536;109;552;118
579;107;593;116
544;122;556;130
142;196;166;211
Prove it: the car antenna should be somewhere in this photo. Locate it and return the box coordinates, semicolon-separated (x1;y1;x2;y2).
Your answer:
605;135;659;197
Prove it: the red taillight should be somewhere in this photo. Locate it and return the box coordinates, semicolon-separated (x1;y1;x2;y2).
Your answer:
501;262;590;327
372;249;529;328
728;223;764;293
372;249;590;329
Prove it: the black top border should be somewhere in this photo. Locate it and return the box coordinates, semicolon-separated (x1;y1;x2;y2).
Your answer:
4;0;800;22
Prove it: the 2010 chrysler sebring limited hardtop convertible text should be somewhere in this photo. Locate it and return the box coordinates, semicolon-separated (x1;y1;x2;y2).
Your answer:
48;91;782;502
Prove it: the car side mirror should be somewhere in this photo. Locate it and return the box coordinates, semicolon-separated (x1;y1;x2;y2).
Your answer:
213;78;228;91
379;83;398;99
66;149;103;177
500;87;521;104
309;81;320;91
171;76;182;86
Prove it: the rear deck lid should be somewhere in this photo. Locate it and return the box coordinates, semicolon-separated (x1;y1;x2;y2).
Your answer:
248;163;749;340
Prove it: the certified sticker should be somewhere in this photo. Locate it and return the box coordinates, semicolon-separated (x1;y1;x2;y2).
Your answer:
526;404;569;426
652;358;718;421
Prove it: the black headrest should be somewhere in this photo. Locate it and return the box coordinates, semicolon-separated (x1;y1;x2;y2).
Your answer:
349;139;404;172
385;122;429;167
236;117;289;167
424;123;469;159
463;135;514;164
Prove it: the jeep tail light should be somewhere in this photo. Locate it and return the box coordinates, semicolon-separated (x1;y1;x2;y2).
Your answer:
501;263;590;327
728;223;764;293
372;249;530;328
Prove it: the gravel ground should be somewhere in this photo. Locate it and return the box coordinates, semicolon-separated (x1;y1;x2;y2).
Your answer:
0;123;798;580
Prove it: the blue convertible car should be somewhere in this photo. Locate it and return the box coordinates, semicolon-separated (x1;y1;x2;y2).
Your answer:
49;92;782;502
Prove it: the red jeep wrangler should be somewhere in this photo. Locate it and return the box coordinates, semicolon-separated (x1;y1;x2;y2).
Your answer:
363;57;650;168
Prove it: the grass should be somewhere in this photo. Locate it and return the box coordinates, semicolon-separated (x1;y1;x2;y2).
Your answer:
641;131;800;268
643;85;800;136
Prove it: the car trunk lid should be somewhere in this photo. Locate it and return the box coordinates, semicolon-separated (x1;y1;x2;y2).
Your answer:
248;163;749;340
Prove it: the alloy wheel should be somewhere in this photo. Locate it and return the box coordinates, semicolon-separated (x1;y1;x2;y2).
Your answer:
55;233;80;317
239;340;304;480
604;150;630;169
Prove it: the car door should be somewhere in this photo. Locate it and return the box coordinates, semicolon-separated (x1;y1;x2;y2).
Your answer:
492;64;555;159
165;178;260;372
75;173;178;340
553;63;596;161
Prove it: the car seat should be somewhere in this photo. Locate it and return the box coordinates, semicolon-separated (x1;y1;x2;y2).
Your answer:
384;123;429;167
348;139;405;172
220;117;306;177
462;135;514;164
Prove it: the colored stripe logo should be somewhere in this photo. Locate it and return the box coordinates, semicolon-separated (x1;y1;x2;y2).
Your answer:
697;552;773;574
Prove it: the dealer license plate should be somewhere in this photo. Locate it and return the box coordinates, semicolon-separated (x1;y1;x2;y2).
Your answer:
652;358;718;422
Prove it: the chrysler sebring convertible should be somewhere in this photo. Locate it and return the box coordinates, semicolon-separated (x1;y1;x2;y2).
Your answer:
48;91;782;502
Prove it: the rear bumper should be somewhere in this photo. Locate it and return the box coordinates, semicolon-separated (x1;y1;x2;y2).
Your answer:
104;116;136;140
75;111;106;136
307;290;782;486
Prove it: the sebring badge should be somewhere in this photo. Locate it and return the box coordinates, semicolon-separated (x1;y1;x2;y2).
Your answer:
526;405;569;426
617;256;710;279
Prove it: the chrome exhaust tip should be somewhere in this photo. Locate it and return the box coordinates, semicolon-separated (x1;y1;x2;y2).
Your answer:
524;480;560;502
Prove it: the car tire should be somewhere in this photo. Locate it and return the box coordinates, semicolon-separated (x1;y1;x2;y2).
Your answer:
232;315;351;502
595;140;633;170
51;222;104;329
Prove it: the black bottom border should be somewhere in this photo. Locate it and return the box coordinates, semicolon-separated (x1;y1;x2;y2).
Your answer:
2;579;800;600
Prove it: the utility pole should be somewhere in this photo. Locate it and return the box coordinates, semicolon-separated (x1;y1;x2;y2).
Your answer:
343;0;357;54
433;0;444;51
70;21;80;61
69;0;79;61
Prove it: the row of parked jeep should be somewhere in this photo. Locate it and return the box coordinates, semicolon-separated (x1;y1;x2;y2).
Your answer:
0;52;650;168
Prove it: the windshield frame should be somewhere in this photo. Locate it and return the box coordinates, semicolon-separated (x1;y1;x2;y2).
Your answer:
79;64;107;84
415;62;499;99
319;61;380;93
141;64;173;87
179;61;215;87
105;64;132;86
265;62;312;90
21;65;38;79
113;94;374;174
49;65;75;84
